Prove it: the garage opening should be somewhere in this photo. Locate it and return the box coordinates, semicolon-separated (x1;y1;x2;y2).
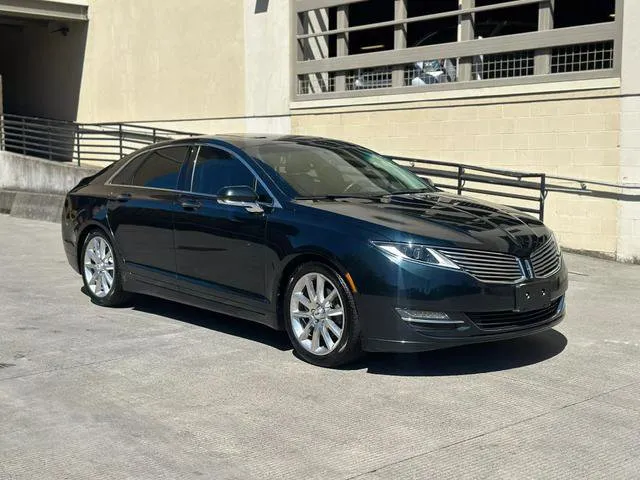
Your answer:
0;4;87;121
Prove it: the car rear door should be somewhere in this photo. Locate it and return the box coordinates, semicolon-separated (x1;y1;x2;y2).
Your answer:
107;145;192;290
173;144;271;315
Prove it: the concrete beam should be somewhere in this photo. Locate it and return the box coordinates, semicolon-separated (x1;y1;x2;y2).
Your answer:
0;0;88;21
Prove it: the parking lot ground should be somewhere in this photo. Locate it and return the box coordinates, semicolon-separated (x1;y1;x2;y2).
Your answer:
0;214;639;480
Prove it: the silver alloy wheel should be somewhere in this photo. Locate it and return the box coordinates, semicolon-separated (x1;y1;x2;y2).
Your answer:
83;236;115;298
289;272;345;356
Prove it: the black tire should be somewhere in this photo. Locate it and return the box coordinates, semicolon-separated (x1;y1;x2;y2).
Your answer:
80;230;130;307
284;262;362;367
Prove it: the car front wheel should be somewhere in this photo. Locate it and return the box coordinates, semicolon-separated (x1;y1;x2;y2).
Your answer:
284;262;362;367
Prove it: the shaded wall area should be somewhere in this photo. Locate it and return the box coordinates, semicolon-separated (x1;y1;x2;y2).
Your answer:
0;16;87;121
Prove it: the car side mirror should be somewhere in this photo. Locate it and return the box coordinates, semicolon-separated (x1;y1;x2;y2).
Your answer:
216;186;264;214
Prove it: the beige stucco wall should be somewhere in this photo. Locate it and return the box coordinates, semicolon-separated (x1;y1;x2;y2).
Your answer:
291;82;622;256
617;0;640;263
76;0;245;125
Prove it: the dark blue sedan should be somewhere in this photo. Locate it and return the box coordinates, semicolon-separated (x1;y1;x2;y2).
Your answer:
62;135;567;367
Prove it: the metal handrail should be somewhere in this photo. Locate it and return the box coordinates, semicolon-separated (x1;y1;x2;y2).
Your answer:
1;113;638;222
391;155;547;220
0;113;197;164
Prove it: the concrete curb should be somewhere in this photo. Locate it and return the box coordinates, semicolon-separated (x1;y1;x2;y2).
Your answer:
1;190;65;223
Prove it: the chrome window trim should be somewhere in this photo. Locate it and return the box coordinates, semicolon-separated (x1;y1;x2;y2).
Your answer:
191;142;282;209
105;142;282;209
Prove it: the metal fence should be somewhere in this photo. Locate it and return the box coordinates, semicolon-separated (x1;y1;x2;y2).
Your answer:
1;113;638;221
394;156;548;219
0;114;197;165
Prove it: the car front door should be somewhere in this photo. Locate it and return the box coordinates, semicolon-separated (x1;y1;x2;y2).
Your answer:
107;145;192;290
173;145;272;315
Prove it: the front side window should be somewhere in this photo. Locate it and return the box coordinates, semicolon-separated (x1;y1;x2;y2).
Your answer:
112;146;188;189
191;146;256;195
246;141;433;197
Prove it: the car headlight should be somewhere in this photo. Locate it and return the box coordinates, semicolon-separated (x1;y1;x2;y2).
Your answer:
371;241;460;269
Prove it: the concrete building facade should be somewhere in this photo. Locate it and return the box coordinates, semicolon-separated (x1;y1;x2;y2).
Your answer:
0;0;638;261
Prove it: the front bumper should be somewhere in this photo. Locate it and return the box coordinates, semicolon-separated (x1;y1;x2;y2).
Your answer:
355;256;569;353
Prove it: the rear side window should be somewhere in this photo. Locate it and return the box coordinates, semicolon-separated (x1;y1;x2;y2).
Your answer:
191;146;255;195
111;146;188;189
110;152;148;185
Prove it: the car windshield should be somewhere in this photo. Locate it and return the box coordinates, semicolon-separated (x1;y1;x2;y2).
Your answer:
246;141;435;197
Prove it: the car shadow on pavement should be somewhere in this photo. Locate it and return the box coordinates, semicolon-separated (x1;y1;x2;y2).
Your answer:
348;329;568;376
99;290;567;375
130;294;292;352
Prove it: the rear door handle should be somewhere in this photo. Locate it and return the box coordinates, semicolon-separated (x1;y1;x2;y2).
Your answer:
114;193;132;202
179;199;202;210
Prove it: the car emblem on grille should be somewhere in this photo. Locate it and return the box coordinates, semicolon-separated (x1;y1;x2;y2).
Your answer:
522;259;534;279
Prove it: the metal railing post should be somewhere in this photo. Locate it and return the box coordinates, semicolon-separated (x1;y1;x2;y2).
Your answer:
0;114;4;151
76;126;81;166
47;120;52;160
21;118;26;155
152;128;157;143
539;174;546;221
457;166;464;195
118;124;123;159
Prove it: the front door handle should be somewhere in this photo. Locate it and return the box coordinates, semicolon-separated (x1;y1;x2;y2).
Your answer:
179;199;202;210
114;193;132;202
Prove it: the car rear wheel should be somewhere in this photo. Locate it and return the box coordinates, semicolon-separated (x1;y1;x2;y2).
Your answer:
284;262;362;367
81;230;129;307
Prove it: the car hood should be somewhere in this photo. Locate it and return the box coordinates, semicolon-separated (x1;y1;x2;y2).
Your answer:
296;192;550;256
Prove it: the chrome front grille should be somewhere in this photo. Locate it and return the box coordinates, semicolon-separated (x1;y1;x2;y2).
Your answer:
531;238;562;278
436;248;524;284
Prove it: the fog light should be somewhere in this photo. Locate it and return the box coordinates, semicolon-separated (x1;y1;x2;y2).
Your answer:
395;308;464;324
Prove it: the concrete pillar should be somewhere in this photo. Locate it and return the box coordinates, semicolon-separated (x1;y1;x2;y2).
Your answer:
392;0;407;88
458;0;474;82
617;0;640;262
243;0;291;134
534;0;554;75
305;8;330;94
335;5;349;91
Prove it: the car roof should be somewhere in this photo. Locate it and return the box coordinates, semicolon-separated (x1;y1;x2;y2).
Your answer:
154;134;364;152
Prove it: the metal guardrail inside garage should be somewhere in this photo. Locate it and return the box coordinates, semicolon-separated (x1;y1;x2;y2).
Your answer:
1;113;638;222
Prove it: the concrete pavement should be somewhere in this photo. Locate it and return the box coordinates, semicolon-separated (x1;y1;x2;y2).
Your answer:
0;215;638;479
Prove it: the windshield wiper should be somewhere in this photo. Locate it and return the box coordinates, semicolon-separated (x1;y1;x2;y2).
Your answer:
383;188;435;196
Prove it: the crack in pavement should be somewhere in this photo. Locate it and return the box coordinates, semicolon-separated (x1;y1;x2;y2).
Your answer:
0;355;136;383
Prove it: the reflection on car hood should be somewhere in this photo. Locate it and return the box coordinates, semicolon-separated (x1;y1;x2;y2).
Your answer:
297;192;550;256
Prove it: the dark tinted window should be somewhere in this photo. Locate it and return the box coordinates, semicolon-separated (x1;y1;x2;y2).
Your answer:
110;152;149;185
130;147;188;189
191;146;255;195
